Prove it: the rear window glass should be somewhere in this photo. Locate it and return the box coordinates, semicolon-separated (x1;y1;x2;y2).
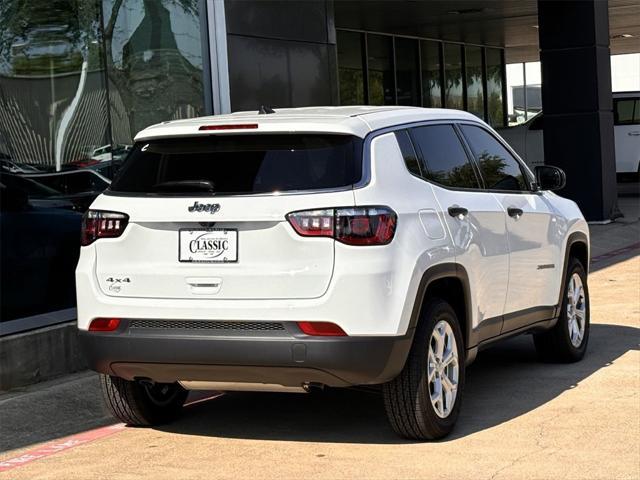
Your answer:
614;98;639;125
109;134;363;196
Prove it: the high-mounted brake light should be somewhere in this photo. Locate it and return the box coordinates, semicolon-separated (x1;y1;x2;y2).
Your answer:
81;210;129;246
198;124;258;131
297;321;347;336
88;318;121;332
287;206;397;246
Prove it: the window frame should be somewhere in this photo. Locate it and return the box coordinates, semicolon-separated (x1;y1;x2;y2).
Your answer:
613;98;640;126
363;118;538;195
408;123;484;191
394;130;424;179
455;121;536;194
106;134;365;198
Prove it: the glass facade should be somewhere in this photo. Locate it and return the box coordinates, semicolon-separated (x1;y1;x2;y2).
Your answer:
421;41;442;108
443;43;463;110
465;46;484;119
0;0;206;322
367;34;394;105
506;60;540;125
337;30;506;126
486;48;505;128
337;30;365;105
395;37;419;106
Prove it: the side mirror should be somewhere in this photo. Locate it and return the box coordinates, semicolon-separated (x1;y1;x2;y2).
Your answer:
535;165;566;191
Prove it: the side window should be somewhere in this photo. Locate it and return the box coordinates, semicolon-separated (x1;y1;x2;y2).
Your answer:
460;124;528;192
409;124;480;189
614;98;639;125
394;130;422;177
529;114;543;131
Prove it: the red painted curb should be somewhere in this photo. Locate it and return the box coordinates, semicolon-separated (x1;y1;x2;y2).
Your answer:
0;424;126;473
0;391;224;473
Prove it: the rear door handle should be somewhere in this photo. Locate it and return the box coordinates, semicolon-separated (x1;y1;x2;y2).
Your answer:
507;207;524;218
628;131;640;136
448;206;468;218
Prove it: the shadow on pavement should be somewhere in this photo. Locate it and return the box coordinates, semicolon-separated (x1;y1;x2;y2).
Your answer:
159;323;639;444
591;248;639;273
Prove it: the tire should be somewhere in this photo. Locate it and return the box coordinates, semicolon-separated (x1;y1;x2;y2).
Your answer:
534;257;590;363
383;298;465;440
100;374;188;426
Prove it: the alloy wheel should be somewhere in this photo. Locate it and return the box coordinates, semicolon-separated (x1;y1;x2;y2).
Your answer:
567;273;586;348
427;320;459;418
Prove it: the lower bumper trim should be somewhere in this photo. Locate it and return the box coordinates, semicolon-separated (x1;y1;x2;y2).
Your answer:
79;321;414;387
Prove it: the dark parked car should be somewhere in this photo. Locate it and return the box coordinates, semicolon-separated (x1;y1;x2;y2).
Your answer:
0;172;76;210
23;169;110;212
0;183;82;321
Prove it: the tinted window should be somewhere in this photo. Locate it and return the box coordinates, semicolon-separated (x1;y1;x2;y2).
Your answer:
395;131;422;177
460;125;527;191
109;135;363;196
614;98;639;125
410;125;480;189
529;114;544;131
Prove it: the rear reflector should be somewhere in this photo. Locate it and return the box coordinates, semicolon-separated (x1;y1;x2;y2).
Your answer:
297;321;347;336
88;318;121;332
287;206;397;245
81;210;129;246
198;124;258;131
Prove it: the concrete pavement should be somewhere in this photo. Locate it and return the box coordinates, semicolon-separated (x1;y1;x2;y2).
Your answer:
1;253;638;479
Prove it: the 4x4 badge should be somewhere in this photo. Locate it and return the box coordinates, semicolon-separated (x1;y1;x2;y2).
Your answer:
188;201;220;214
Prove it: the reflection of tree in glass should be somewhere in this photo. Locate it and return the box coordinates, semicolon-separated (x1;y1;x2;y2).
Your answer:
423;69;441;108
339;68;364;105
103;0;203;144
477;152;523;190
0;0;101;75
429;160;477;189
445;69;463;110
486;61;504;127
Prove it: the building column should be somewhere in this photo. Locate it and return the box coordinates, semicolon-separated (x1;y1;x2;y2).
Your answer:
538;0;618;221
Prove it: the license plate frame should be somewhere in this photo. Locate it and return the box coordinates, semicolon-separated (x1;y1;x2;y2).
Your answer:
178;228;238;263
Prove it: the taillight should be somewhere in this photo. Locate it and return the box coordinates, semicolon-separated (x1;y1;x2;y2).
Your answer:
88;318;121;332
81;210;129;246
297;321;347;336
287;206;396;246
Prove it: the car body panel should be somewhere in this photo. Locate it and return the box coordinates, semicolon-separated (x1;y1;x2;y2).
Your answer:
499;92;640;174
76;106;590;387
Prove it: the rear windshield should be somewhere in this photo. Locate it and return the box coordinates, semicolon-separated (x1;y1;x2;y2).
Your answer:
108;134;363;196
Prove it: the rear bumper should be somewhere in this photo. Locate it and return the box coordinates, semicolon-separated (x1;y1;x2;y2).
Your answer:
79;320;413;387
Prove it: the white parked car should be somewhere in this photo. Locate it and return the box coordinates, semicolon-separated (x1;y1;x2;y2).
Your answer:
76;106;590;440
500;91;640;178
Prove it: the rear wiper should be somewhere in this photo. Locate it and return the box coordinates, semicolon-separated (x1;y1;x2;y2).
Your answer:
152;180;215;193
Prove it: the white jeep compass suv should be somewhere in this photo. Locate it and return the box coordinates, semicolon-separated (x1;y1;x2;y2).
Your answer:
77;106;590;440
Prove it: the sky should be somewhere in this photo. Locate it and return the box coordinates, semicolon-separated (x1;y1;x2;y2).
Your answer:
611;53;640;91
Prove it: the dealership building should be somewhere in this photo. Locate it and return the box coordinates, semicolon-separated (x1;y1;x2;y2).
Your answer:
0;0;639;326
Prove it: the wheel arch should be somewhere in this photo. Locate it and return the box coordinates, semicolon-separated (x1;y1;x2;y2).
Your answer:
408;263;472;353
556;231;590;314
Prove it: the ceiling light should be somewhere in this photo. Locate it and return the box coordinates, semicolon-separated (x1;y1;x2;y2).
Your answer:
612;33;634;39
446;8;488;15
